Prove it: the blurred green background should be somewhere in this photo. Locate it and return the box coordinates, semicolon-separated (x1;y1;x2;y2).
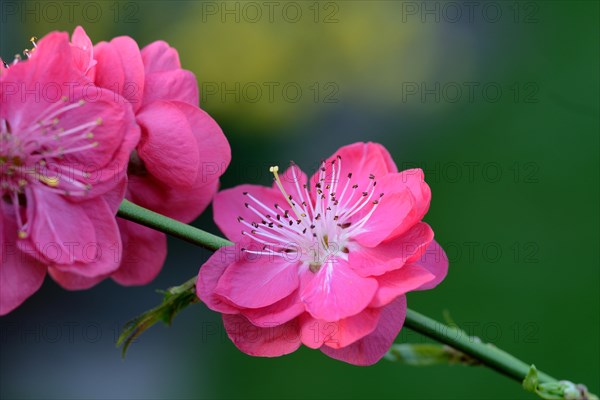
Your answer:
1;1;598;399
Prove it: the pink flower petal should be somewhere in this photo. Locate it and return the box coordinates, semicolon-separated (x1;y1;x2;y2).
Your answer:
142;70;199;106
242;290;305;327
141;41;181;73
300;307;382;350
383;169;432;238
298;313;339;349
173;101;231;184
223;314;301;357
310;142;397;188
127;101;229;222
413;240;449;291
321;295;407;366
370;263;435;307
309;142;398;208
0;206;46;315
215;250;301;309
30;189;96;265
70;26;96;78
47;269;105;290
136;101;200;189
1;32;84;132
301;259;377;321
327;307;382;349
46;198;122;279
197;246;242;314
351;189;414;247
94;36;145;111
348;222;434;277
111;219;167;285
240;267;312;328
213;184;284;242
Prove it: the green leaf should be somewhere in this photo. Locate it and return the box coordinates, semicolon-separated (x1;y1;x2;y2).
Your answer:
117;277;199;357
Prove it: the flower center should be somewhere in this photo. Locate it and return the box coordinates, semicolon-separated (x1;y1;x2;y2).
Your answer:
238;157;384;272
0;97;102;239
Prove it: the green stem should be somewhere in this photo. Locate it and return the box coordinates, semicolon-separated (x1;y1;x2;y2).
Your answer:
403;309;555;383
117;199;232;250
117;199;556;387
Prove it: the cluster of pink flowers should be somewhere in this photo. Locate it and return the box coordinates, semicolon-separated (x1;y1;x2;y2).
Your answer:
1;28;447;366
1;28;230;314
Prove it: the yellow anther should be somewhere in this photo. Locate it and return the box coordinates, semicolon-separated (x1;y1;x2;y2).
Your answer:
18;230;28;239
86;133;94;139
39;175;60;187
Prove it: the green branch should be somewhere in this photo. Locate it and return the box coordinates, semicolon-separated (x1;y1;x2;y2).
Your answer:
117;199;595;399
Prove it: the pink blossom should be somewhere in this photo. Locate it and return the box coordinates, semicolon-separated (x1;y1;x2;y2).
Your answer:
0;32;139;314
197;142;448;365
69;27;231;286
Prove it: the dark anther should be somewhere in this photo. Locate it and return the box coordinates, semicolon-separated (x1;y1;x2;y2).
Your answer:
352;184;358;189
